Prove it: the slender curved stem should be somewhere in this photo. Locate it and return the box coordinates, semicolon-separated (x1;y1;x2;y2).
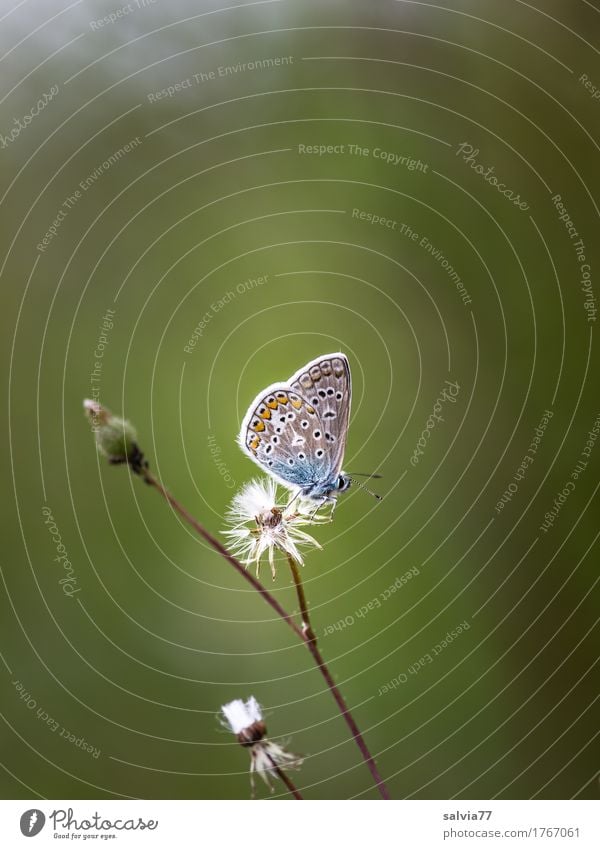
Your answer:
143;471;304;641
287;555;390;800
140;469;390;800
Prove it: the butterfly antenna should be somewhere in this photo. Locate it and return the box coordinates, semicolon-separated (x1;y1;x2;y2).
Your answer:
348;477;382;501
347;472;383;480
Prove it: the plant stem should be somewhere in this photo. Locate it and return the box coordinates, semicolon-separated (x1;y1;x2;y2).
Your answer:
143;471;304;641
287;554;316;643
287;555;390;800
265;753;304;800
140;469;390;800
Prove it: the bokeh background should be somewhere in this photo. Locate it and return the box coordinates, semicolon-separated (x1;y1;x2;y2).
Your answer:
1;0;598;801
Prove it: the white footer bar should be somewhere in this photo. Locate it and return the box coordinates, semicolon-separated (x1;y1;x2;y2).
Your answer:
0;799;597;848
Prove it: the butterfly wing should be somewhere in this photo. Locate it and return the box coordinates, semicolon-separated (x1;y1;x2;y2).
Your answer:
288;353;351;480
238;353;351;494
238;382;327;491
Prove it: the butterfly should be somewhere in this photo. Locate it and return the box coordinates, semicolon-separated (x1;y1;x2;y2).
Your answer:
238;353;354;505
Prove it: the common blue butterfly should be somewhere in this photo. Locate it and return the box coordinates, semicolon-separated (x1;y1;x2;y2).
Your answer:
238;353;353;504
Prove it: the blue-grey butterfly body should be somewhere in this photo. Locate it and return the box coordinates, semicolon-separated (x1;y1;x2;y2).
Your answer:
239;353;352;502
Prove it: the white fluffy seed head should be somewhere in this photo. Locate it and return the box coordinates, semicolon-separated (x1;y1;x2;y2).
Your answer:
227;477;278;524
223;477;328;578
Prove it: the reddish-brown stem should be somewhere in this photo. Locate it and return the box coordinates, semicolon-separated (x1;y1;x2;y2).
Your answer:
287;554;317;644
265;753;304;800
141;469;390;800
287;555;390;800
143;471;304;641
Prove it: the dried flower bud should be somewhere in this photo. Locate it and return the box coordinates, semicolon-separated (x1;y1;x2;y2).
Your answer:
83;399;148;475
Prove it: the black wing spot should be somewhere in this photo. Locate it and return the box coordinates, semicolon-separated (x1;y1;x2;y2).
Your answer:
327;388;334;396
288;458;295;466
298;452;305;460
268;460;273;466
266;445;272;454
318;389;326;398
336;391;343;400
316;449;324;458
301;420;309;428
272;436;278;444
314;430;321;438
287;412;294;419
324;410;336;419
312;397;319;405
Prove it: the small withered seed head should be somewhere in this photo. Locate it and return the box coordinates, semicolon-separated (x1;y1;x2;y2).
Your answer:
219;696;303;796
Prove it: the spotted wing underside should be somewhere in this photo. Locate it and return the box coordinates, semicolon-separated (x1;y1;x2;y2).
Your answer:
238;354;351;492
288;353;351;480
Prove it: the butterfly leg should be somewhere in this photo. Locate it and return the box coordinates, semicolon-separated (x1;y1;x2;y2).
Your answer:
309;497;328;523
285;489;302;513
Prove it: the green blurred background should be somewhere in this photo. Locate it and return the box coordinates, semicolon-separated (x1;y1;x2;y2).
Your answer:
1;0;598;800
